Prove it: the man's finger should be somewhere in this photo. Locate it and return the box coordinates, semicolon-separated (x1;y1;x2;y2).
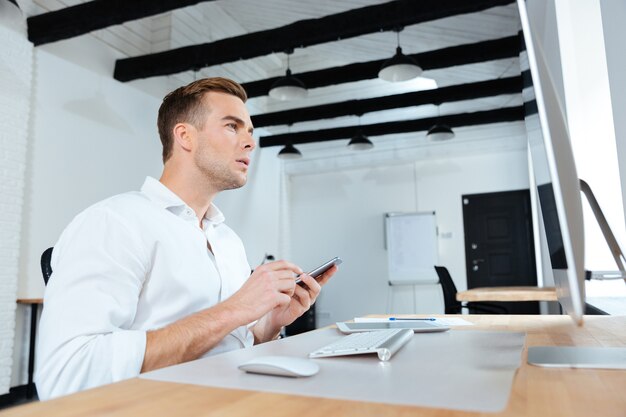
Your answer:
260;260;303;275
314;265;338;286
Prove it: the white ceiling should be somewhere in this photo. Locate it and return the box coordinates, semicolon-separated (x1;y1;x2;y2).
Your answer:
17;0;527;163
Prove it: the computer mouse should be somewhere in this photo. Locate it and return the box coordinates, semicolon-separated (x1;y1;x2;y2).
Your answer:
238;355;320;377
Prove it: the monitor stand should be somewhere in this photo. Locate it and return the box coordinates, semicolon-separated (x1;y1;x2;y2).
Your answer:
580;179;626;281
528;179;626;369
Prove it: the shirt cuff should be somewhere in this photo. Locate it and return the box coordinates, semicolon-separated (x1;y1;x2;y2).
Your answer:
111;330;147;381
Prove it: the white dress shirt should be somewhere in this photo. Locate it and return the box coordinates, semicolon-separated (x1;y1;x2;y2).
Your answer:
36;177;254;399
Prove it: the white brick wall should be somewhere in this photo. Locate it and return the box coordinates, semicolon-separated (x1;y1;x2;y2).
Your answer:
0;19;33;395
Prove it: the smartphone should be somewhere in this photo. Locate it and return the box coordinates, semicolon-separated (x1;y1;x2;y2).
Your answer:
295;257;342;283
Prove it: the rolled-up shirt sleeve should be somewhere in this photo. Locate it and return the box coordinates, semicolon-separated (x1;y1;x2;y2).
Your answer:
36;206;149;400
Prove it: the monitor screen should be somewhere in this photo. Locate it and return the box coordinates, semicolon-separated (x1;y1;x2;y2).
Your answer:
518;0;586;324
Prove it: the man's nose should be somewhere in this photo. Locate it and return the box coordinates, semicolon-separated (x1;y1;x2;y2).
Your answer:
243;131;256;150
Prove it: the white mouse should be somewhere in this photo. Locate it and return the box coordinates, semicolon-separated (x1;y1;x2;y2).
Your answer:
238;355;319;377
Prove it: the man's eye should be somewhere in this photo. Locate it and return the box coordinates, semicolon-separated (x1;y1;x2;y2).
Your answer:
227;123;237;130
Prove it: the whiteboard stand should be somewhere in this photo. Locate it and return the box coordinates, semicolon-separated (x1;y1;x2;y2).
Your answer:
384;212;439;313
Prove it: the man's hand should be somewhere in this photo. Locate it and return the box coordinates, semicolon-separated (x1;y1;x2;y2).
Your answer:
226;260;302;325
253;264;338;343
141;260;302;373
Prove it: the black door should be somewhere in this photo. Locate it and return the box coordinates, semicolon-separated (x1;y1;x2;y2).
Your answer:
462;189;538;314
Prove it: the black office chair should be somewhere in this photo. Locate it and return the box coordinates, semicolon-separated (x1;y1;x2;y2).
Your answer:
40;247;53;285
434;266;507;314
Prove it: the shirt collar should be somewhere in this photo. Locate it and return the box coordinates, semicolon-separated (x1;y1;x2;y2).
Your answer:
140;176;225;225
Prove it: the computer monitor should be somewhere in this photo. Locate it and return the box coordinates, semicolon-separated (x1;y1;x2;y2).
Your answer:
518;0;585;325
519;0;626;369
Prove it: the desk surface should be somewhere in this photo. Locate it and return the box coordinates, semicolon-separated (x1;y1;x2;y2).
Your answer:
456;286;558;302
16;299;43;305
3;315;625;417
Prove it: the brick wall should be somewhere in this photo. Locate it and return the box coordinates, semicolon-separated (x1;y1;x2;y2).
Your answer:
0;19;33;395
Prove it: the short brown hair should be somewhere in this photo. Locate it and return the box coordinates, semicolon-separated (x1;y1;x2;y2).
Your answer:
157;77;248;162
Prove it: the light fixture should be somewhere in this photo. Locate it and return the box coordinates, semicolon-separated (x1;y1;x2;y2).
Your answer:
348;132;374;150
269;49;307;100
347;116;373;150
1;0;25;34
378;28;422;82
427;103;455;141
427;124;455;141
277;143;302;159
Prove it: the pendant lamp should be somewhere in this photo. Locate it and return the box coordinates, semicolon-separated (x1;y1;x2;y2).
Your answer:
347;116;373;150
427;124;455;141
277;143;302;159
269;49;307;100
427;103;455;141
1;0;25;34
348;132;374;150
378;28;422;82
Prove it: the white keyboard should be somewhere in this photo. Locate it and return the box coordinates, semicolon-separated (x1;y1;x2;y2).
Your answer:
309;329;413;361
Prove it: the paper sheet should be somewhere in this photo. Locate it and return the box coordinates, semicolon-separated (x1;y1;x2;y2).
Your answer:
354;316;474;326
142;328;525;412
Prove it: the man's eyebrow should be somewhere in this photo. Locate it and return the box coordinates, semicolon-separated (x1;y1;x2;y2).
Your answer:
221;115;254;134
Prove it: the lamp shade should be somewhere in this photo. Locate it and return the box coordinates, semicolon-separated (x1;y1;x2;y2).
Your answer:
427;124;455;141
347;132;374;150
1;0;26;34
277;143;302;159
378;46;422;82
269;69;307;100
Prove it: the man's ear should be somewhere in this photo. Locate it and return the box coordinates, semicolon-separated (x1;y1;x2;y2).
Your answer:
172;123;194;152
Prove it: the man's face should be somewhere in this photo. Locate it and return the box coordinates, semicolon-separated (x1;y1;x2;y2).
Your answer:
192;92;255;191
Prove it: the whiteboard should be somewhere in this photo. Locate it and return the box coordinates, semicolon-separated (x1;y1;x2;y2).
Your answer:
385;212;439;285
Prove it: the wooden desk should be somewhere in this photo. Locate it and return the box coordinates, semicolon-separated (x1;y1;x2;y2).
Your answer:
15;299;43;400
456;286;558;302
2;315;625;417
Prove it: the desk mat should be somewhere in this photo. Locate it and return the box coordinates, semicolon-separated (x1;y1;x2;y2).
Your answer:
142;328;525;412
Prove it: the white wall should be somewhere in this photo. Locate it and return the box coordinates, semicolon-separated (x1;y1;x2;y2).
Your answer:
18;50;163;299
214;147;282;268
289;148;530;327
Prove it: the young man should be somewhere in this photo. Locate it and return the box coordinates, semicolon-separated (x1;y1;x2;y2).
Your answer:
35;78;337;399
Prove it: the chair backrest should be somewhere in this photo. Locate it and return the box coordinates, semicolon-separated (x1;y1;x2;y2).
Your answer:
41;247;53;285
434;265;462;314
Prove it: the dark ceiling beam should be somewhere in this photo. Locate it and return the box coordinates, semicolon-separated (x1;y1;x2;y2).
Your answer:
114;0;514;81
27;0;216;46
259;106;524;147
244;35;520;98
252;76;522;128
